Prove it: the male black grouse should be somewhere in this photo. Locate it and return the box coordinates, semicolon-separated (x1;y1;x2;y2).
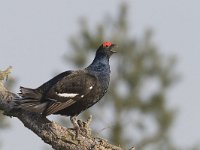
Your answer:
17;41;116;128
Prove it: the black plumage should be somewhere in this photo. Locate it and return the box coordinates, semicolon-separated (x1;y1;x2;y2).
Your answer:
17;41;116;121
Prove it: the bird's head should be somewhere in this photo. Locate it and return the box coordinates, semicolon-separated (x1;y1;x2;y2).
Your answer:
96;41;117;58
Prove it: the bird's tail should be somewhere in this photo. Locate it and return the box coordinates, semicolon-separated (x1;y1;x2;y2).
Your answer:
19;86;41;99
15;86;48;113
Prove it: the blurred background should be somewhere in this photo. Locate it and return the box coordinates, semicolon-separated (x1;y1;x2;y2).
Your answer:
0;0;199;150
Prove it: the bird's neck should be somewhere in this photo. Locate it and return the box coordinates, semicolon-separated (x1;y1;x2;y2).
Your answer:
86;53;110;73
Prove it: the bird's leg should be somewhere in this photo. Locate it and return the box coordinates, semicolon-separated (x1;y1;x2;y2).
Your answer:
70;116;80;138
70;116;79;128
78;115;92;137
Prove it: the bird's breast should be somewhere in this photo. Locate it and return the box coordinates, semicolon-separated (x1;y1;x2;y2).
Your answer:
89;72;110;102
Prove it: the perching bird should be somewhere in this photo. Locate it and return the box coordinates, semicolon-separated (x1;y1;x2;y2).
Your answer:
16;41;116;129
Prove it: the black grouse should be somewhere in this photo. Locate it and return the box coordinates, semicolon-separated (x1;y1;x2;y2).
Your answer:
17;41;116;128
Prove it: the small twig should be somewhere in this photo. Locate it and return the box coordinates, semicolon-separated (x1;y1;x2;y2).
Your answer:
0;66;12;81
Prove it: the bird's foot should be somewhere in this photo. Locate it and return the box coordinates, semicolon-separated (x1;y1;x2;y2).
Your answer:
70;116;81;140
70;115;92;139
78;115;92;137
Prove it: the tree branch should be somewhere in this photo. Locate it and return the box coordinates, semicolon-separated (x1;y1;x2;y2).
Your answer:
0;67;125;150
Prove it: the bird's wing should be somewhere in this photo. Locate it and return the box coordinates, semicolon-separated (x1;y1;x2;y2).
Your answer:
43;99;76;116
43;70;97;115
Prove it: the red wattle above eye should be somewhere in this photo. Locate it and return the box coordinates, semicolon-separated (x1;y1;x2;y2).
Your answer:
103;41;112;47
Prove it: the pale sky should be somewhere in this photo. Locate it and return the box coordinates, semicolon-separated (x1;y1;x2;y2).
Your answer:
0;0;200;149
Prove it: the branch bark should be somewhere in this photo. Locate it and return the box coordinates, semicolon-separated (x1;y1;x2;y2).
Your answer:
0;67;124;150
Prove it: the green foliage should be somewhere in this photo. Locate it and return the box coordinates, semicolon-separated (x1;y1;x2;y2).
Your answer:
64;3;180;150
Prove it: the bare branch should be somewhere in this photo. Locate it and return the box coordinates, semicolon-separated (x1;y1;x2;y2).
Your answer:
0;67;123;150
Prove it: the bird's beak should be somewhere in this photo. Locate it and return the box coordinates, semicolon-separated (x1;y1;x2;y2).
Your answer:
110;44;117;53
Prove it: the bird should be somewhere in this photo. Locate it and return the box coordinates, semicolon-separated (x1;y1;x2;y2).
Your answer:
16;41;116;131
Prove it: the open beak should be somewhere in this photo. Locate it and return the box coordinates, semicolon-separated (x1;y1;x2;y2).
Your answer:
110;44;117;53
